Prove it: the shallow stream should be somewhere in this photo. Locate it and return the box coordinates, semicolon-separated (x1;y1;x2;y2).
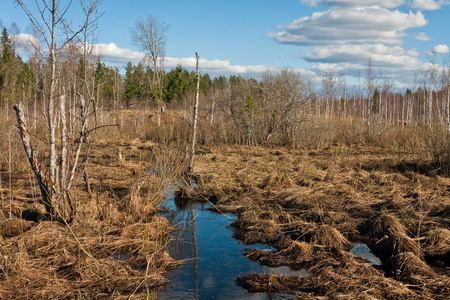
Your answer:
157;187;307;299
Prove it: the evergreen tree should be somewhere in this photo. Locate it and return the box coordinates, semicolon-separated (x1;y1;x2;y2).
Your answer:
200;73;211;95
241;93;256;112
164;65;191;102
213;75;228;91
124;62;139;104
372;88;380;114
17;62;34;104
0;28;18;105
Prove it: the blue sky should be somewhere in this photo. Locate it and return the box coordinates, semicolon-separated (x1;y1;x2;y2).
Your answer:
1;0;450;86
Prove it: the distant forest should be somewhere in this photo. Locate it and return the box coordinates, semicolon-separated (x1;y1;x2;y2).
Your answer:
2;24;450;132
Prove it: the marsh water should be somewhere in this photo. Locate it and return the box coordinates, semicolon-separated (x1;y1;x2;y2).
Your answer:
156;184;382;299
157;187;307;299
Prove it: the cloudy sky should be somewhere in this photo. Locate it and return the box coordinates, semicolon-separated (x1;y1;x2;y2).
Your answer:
1;0;449;86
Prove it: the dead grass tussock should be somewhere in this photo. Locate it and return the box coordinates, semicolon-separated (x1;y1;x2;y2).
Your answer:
373;232;423;261
423;228;450;256
309;256;383;278
245;239;315;267
311;225;351;250
0;219;34;238
283;240;314;259
121;217;171;240
386;252;435;281
369;212;409;239
303;256;424;299
258;170;297;190
233;216;280;244
238;267;421;300
236;273;306;294
0;214;177;297
0;257;167;299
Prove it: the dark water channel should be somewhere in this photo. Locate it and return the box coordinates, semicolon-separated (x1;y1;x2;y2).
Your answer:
157;187;307;299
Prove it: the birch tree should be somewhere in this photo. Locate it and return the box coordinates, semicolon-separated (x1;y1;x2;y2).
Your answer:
130;15;168;126
13;0;102;219
189;53;200;173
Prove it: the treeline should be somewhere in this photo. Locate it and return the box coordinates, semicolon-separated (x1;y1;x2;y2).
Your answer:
0;28;34;118
2;25;450;136
316;68;450;129
0;26;236;113
123;63;214;104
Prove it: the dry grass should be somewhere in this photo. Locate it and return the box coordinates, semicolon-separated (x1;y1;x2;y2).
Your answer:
386;252;436;286
311;225;351;251
373;232;423;261
2;105;450;298
423;228;450;256
238;255;422;299
188;143;450;299
0;108;187;298
369;212;409;239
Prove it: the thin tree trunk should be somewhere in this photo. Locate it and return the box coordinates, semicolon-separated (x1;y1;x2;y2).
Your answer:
14;103;55;214
49;0;57;188
66;94;89;191
447;86;449;130
157;105;161;126
211;97;215;125
60;95;67;191
33;91;37;129
189;53;200;173
83;167;92;198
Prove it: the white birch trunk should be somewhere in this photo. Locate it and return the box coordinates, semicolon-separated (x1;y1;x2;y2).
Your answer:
60;95;67;191
189;53;200;173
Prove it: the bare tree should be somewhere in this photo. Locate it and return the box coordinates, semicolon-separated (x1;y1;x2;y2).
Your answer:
189;53;200;173
130;15;168;126
13;0;102;219
365;57;375;126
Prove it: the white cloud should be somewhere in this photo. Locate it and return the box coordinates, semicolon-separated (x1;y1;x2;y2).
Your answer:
306;44;421;68
165;57;320;79
415;32;431;41
92;43;145;64
91;42;299;77
301;0;449;11
301;0;406;8
410;0;449;10
427;44;449;55
311;60;432;84
11;33;41;53
165;56;274;75
270;7;427;46
11;40;307;78
305;43;438;84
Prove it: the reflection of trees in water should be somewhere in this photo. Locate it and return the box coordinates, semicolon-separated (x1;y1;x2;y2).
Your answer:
164;203;200;299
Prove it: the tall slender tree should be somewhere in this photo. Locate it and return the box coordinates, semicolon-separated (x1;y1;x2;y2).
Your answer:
130;15;168;126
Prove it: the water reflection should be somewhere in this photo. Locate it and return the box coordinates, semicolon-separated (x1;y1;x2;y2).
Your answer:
351;243;382;265
158;188;303;299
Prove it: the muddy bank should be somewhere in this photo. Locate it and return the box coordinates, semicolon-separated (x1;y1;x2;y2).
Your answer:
187;145;450;299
